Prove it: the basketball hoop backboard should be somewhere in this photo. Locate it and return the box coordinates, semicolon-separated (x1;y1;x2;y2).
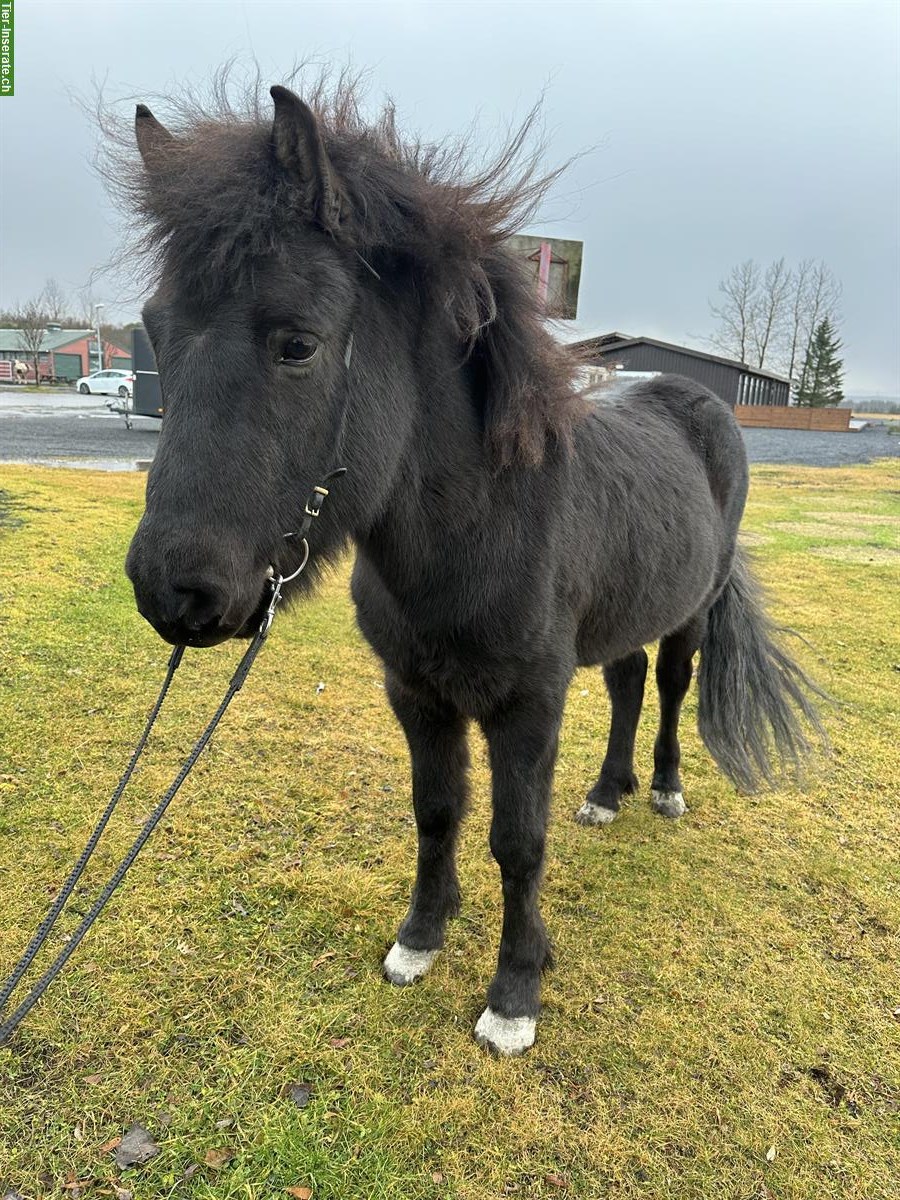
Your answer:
506;235;584;320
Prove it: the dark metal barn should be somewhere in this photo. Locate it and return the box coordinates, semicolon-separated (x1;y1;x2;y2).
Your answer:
574;332;791;408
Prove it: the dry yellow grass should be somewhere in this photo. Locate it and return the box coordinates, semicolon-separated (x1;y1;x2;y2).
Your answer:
0;461;898;1199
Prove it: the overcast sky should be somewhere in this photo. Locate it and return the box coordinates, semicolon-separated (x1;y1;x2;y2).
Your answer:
1;0;898;393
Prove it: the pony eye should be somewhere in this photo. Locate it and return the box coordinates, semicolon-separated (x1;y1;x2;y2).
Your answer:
280;335;319;364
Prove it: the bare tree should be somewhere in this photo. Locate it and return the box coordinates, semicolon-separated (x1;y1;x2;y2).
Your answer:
707;259;760;364
780;258;814;387
100;331;125;371
40;278;68;323
708;257;843;390
19;296;49;386
76;286;97;330
751;257;792;370
792;261;842;398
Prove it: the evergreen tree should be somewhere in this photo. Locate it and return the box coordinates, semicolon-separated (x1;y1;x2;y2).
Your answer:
794;317;844;407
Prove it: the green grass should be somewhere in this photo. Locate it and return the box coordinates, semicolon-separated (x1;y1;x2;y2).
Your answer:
0;462;898;1200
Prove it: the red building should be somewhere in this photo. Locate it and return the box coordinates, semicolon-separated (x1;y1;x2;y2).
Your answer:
0;326;131;383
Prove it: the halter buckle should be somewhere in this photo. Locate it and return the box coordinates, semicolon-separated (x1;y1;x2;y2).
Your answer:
304;485;329;517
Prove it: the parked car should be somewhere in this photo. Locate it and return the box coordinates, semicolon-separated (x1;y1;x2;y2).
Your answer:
75;369;134;398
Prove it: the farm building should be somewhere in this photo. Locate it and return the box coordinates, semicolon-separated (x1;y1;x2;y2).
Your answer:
0;327;131;384
571;332;791;408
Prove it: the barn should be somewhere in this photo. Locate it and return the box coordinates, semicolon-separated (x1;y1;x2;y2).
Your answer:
572;332;791;408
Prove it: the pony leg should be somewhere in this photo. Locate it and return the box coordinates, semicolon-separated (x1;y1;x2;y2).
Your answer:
382;673;469;986
651;615;706;817
475;692;562;1056
576;649;648;826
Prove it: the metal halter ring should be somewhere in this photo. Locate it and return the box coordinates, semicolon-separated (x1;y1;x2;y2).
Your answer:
278;536;310;584
259;538;310;636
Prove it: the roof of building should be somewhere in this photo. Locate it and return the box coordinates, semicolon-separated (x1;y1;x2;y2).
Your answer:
0;328;131;354
572;331;790;383
0;327;97;353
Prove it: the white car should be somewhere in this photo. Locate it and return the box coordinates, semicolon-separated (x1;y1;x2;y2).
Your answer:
76;369;134;399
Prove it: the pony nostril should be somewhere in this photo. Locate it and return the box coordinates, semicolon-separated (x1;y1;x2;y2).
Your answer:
172;582;229;632
185;612;223;635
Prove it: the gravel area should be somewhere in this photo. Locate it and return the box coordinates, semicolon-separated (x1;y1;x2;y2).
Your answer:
1;390;898;471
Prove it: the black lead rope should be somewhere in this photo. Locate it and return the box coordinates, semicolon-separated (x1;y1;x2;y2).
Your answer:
0;643;185;1019
0;472;343;1047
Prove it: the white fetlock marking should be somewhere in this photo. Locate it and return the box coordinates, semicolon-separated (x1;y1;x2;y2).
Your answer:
383;941;438;985
651;789;687;818
474;1007;537;1056
575;800;617;826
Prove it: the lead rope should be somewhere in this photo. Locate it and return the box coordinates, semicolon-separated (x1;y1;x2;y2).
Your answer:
0;643;184;1018
0;471;342;1047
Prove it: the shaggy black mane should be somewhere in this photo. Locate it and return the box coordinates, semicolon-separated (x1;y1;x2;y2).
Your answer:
102;69;585;465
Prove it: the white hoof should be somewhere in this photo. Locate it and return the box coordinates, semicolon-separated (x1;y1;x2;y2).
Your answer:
383;941;438;986
575;800;618;826
651;789;686;818
474;1007;537;1056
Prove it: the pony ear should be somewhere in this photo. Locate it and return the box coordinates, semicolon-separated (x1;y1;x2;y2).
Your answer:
135;104;174;165
270;85;345;235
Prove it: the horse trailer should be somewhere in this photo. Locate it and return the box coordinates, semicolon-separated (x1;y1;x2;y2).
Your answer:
132;325;163;418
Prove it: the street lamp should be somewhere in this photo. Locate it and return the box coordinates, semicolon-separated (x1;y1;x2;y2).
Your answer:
93;303;104;374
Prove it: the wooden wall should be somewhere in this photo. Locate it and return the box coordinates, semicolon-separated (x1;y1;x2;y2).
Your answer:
734;405;851;431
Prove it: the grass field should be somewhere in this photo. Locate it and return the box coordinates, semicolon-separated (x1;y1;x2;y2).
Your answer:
0;462;897;1200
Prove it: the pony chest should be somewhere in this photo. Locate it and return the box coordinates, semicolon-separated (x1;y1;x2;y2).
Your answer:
350;556;521;711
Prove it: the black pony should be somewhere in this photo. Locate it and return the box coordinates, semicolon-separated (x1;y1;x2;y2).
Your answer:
120;79;822;1055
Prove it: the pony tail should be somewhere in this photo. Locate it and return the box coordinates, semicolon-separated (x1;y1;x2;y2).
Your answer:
697;548;828;791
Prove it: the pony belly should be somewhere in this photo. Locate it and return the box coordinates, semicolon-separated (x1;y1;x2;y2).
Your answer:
576;552;721;666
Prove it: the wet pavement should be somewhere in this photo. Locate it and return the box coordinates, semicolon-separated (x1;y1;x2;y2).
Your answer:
0;390;159;471
1;390;898;471
740;423;900;466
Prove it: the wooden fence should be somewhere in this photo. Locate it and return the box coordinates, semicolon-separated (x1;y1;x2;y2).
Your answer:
734;405;851;432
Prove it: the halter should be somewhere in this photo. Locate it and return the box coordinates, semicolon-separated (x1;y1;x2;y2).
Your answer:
260;325;354;626
260;464;347;634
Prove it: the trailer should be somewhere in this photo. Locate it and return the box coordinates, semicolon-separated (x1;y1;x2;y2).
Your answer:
132;326;163;419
